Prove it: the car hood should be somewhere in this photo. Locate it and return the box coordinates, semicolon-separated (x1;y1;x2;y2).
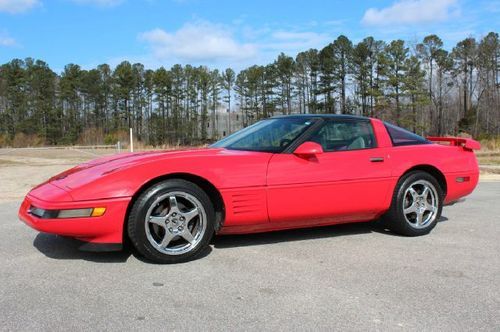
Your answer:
49;147;223;191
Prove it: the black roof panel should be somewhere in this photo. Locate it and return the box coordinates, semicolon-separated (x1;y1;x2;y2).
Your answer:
271;114;370;121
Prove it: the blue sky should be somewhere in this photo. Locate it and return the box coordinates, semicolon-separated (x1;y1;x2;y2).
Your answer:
0;0;499;72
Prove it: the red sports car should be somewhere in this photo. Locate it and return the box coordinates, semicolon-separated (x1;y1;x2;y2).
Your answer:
19;115;480;263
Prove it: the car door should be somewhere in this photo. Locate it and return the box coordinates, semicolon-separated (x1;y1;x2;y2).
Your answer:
266;118;393;225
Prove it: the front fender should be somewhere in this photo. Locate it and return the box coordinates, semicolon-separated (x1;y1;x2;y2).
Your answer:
61;150;272;201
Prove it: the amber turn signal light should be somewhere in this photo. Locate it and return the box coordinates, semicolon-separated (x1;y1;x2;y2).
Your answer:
91;207;107;217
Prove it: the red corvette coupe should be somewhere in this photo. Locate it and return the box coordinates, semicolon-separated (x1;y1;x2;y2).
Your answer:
19;115;480;263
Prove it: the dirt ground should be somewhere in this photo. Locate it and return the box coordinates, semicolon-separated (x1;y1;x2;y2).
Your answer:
1;147;499;202
0;148;116;201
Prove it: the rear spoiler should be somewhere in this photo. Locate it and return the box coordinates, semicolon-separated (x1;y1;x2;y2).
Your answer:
426;136;481;151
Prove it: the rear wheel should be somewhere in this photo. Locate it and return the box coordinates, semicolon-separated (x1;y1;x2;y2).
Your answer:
128;179;215;263
383;171;443;236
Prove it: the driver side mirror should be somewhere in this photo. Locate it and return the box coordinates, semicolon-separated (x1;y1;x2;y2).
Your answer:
293;141;324;157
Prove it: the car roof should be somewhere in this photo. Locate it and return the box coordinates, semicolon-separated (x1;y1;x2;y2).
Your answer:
271;114;370;121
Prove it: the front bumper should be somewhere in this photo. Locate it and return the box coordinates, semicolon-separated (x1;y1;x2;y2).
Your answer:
19;189;131;244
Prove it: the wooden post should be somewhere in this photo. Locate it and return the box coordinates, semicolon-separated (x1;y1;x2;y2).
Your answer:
129;128;134;152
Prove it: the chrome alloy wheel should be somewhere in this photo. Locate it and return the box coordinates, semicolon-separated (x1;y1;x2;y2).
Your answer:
144;191;207;255
402;180;439;229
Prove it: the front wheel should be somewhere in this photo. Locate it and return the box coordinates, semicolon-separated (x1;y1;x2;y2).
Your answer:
127;179;215;263
383;171;443;236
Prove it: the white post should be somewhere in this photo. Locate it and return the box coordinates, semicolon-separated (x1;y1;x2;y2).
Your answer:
129;128;134;153
117;141;121;153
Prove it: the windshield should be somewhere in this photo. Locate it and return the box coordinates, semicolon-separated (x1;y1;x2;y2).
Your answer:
211;117;315;153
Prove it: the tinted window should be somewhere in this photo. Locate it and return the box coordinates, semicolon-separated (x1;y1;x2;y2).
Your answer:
310;120;376;152
384;122;429;146
211;118;315;153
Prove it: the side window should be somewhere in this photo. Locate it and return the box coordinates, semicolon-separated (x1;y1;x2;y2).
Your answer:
310;120;376;152
384;122;429;146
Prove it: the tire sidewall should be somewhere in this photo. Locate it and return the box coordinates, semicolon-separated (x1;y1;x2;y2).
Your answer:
128;179;215;264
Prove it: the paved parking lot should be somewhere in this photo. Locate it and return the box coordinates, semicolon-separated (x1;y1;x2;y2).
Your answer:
0;182;499;331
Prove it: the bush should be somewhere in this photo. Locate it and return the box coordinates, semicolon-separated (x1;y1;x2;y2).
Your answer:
479;137;500;151
77;127;105;145
104;130;129;146
11;133;45;148
0;133;9;148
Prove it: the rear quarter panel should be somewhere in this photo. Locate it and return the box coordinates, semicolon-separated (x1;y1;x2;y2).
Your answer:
388;144;479;203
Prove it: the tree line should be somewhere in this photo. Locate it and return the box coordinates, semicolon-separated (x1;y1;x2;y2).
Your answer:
0;32;498;147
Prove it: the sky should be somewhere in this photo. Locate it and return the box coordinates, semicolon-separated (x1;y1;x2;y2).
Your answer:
0;0;499;73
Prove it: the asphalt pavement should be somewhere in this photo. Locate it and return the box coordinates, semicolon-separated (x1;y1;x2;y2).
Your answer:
1;183;499;331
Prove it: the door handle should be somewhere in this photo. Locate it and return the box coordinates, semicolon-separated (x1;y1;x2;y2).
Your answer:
370;157;384;162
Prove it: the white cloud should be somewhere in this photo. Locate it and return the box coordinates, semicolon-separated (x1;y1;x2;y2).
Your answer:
135;20;341;70
0;36;16;46
71;0;123;7
0;31;16;46
272;31;322;41
139;21;257;63
361;0;459;26
266;31;331;51
0;0;39;14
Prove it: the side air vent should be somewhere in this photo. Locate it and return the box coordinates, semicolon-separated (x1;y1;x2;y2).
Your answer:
231;192;265;215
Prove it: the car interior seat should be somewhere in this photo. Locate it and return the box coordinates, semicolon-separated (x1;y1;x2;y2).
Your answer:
347;136;365;150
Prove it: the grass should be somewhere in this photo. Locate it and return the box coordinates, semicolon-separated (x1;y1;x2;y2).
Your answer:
0;159;24;166
479;137;500;151
471;138;500;166
476;151;500;165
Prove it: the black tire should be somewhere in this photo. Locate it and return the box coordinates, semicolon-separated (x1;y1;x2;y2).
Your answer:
383;171;443;236
127;179;215;264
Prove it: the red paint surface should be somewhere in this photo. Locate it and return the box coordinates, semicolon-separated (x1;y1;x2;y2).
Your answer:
19;118;480;244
